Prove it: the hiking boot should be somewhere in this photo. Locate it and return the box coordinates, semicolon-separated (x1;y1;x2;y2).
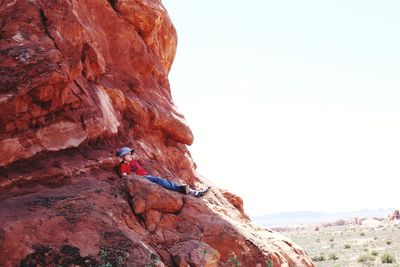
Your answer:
178;185;190;194
191;187;211;198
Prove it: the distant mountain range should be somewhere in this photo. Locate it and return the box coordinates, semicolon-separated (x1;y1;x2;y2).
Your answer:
252;208;395;227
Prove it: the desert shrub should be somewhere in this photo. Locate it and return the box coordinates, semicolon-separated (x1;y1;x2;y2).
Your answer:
98;248;126;267
144;252;160;267
357;253;375;263
329;253;339;260
228;253;241;267
311;254;326;262
99;249;108;259
385;239;392;245
360;232;366;236
381;252;396;263
329;237;334;242
371;250;378;256
344;244;351;249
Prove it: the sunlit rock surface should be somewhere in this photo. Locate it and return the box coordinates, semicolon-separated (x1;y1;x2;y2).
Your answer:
0;0;314;266
388;209;400;221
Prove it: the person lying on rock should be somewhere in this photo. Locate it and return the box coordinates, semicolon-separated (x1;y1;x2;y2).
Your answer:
117;147;209;198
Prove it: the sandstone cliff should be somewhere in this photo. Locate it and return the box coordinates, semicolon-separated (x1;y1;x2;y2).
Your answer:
0;0;314;266
388;209;400;221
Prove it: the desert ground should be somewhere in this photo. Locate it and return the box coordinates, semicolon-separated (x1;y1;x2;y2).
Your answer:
284;220;400;267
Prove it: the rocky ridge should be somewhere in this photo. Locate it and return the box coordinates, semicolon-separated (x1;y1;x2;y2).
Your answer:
272;210;400;233
0;0;314;266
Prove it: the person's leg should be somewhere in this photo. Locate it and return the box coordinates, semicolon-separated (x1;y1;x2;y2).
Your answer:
145;175;185;193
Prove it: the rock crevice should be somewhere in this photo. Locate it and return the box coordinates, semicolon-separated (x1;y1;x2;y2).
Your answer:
39;8;60;52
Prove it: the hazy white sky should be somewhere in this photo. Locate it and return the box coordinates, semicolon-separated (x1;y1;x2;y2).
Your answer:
162;0;400;216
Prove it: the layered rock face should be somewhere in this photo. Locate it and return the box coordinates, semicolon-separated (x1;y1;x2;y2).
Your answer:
388;209;400;221
0;0;314;266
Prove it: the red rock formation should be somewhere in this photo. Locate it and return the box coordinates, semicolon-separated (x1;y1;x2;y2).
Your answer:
0;0;314;266
388;209;400;221
221;189;249;220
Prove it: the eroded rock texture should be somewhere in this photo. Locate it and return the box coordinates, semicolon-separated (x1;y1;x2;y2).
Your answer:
0;0;314;266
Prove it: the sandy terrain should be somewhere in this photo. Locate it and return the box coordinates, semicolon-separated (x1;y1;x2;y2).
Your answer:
285;220;400;267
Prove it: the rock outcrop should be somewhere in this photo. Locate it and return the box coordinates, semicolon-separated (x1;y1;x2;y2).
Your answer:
0;0;314;266
388;209;400;221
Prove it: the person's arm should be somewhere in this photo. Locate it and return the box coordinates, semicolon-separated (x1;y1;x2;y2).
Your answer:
131;161;148;176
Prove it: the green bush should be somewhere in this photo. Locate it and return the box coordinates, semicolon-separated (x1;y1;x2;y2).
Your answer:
329;253;339;260
265;259;273;267
371;250;378;256
357;253;375;263
381;252;396;263
385;239;392;245
311;254;326;262
99;249;108;259
228;254;241;267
